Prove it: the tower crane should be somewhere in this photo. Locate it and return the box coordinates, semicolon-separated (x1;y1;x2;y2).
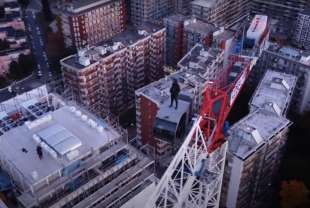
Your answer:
146;55;254;208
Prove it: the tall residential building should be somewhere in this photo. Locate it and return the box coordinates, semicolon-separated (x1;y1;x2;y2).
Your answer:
135;44;225;162
292;8;310;51
252;43;310;113
190;0;251;27
57;0;126;49
61;24;165;117
164;14;187;67
221;70;297;208
183;18;216;53
252;0;308;28
174;0;192;14
130;0;174;25
0;86;155;208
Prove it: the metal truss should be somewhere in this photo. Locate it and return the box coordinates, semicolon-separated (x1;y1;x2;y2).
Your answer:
146;117;227;208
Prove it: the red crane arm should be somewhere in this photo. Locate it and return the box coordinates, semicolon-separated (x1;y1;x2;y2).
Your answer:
199;57;252;152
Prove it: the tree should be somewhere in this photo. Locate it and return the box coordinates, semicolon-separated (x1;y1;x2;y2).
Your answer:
18;54;34;75
8;60;22;79
280;180;310;208
0;39;10;51
0;76;9;88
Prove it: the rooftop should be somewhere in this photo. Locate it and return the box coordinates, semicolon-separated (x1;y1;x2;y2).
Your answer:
267;43;310;66
64;0;114;14
228;109;291;160
164;14;188;23
250;70;297;116
0;104;121;188
300;7;310;16
184;18;217;35
61;23;164;70
137;44;224;107
190;0;217;8
178;44;223;74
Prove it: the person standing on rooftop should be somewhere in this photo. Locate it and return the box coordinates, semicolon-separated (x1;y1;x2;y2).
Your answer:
169;78;180;109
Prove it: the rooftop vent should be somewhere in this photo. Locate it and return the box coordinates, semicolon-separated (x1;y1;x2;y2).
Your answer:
95;46;107;55
69;106;76;112
97;126;104;133
75;110;82;117
31;171;39;180
138;30;149;36
78;49;87;57
78;56;90;67
112;42;122;51
81;114;88;121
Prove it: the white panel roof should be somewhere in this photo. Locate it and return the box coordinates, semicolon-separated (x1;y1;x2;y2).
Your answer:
37;124;82;156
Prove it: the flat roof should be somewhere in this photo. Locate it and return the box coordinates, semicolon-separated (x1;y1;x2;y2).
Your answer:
61;23;164;70
267;43;310;65
156;99;191;123
191;0;217;8
184;18;216;35
136;44;225;123
178;44;223;70
228;109;291;160
65;0;114;14
0;105;121;187
164;14;188;23
250;70;297;115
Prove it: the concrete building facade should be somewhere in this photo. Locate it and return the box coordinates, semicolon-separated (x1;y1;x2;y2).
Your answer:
61;24;166;117
221;70;297;208
190;0;251;27
251;0;308;38
130;0;174;25
163;14;187;67
293;8;310;51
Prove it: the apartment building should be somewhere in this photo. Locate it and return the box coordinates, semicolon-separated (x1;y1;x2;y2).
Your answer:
135;44;225;162
130;0;174;25
190;0;251;27
183;18;217;53
61;24;165;117
249;71;297;116
174;0;192;14
221;70;297;208
252;0;308;29
252;43;310;113
56;0;126;49
292;7;310;51
0;86;155;208
0;0;29;76
164;14;187;67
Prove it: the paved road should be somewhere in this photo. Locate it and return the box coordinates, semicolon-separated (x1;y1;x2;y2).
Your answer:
24;5;52;82
0;74;44;102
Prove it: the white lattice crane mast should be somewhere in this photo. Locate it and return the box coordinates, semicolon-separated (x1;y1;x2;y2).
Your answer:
146;57;253;208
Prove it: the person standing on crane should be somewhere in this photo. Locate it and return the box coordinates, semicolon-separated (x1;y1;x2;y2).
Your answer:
169;78;180;109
